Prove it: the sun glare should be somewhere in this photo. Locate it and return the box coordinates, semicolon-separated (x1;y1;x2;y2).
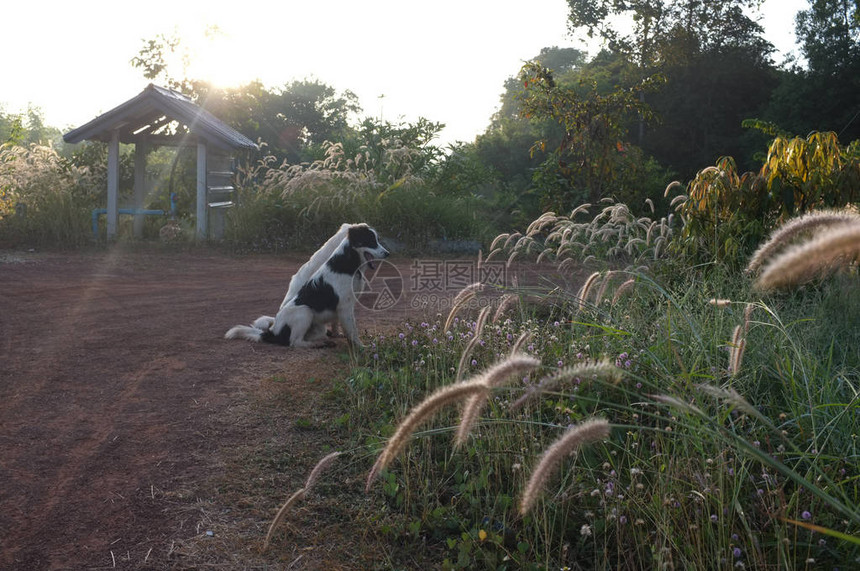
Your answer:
182;25;256;89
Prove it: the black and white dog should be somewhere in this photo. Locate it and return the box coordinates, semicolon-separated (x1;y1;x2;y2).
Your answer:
225;223;388;348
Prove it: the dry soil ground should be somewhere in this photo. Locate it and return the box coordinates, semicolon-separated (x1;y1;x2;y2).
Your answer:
0;247;458;570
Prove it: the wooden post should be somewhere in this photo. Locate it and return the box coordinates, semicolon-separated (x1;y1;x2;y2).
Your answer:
106;130;120;239
196;140;208;240
133;141;147;238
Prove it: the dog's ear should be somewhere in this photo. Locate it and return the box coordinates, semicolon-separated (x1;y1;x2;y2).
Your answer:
347;224;376;248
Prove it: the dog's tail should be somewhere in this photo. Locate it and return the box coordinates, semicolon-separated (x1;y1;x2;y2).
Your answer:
225;324;267;342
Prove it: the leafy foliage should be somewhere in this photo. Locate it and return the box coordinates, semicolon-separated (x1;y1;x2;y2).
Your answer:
761;131;860;215
669;131;860;265
672;156;770;264
517;61;662;209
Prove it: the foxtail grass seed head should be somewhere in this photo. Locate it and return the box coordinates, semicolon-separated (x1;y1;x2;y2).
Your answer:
503;232;521;250
456;305;493;381
512;359;622;409
743;303;755;333
727;325;746;376
557;257;577;274
485;247;503;262
304;451;341;492
570;203;592;218
669;194;687;208
536;248;553;265
730;337;747;377
493;294;519;323
490;233;509;251
510;331;532;355
263;488;305;550
454;355;541;447
696;383;761;420
444;283;483;333
577;271;601;311
746;209;860;275
520;418;611;514
594;271;617;306
648;394;705;417
263;451;343;549
664;180;683;197
611;278;636;305
366;381;489;492
708;298;732;308
754;224;860;290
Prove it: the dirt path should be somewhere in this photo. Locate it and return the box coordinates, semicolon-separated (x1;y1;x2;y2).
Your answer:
0;247;438;570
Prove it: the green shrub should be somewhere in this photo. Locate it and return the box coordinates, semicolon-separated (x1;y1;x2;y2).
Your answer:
667;132;860;267
226;141;495;252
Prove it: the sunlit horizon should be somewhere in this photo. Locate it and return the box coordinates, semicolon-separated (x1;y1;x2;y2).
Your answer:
3;0;806;146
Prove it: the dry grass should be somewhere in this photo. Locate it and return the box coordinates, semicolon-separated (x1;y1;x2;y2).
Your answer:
519;418;611;514
754;223;860;290
746;209;860;275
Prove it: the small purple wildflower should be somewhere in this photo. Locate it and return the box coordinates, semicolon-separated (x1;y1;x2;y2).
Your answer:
411;340;418;346
802;510;812;520
733;547;742;558
471;359;478;366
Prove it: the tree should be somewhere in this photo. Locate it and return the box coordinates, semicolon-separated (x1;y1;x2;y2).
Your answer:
200;80;361;162
767;0;860;142
131;33;362;163
566;0;777;178
517;61;661;208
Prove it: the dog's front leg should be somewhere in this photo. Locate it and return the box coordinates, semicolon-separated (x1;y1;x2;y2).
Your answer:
337;305;364;349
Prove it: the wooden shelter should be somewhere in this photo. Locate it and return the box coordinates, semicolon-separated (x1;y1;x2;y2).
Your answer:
63;84;258;239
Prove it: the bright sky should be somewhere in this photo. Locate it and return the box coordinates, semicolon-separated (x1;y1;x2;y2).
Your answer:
4;0;807;147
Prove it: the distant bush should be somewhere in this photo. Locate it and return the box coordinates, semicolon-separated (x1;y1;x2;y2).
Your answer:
227;140;495;252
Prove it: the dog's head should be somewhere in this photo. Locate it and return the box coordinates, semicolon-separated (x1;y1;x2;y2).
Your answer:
348;224;389;269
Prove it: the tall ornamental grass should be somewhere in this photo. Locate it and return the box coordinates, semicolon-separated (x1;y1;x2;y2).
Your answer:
226;140;493;252
0;143;97;247
325;205;859;569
